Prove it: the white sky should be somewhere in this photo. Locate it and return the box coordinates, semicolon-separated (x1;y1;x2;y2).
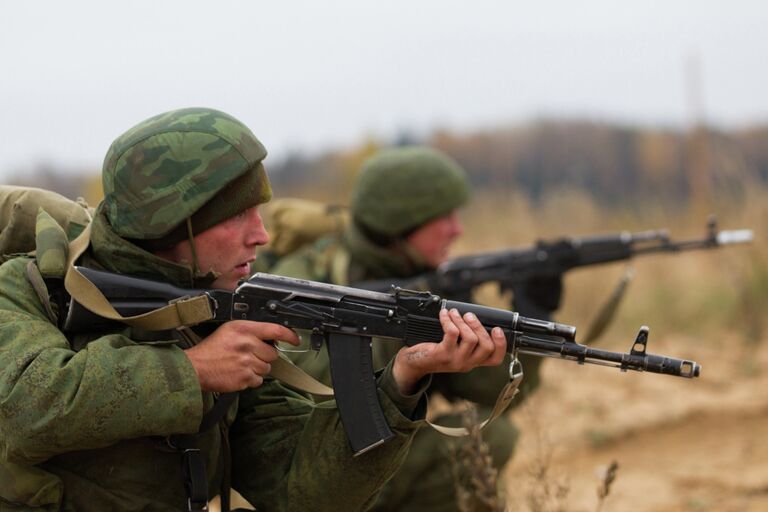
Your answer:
1;0;766;180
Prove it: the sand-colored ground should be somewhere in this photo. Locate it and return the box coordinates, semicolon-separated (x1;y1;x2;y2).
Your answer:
504;332;768;512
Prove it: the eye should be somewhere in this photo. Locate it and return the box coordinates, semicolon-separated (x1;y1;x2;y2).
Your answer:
235;206;257;220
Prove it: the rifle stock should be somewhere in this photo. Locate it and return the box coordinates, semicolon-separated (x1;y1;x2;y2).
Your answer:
63;267;701;455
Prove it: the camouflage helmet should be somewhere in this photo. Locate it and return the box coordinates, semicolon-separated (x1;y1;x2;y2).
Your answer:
351;146;470;237
102;107;272;246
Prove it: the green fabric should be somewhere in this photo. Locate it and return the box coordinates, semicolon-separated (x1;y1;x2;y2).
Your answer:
102;107;272;242
351;146;470;237
0;208;424;511
0;185;91;265
33;209;69;279
272;232;522;512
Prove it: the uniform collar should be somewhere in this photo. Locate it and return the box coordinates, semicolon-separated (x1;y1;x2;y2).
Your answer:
342;223;431;282
88;203;199;288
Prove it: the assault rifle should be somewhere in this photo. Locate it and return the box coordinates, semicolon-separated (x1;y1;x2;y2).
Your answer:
356;218;753;325
63;267;700;455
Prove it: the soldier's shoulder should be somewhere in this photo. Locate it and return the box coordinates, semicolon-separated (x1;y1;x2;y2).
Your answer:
0;256;50;316
271;235;345;281
0;255;36;287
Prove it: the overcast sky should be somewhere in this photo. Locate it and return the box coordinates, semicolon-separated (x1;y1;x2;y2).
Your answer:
1;0;766;181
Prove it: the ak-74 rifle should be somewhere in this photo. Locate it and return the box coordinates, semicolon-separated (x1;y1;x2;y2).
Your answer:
357;217;753;340
63;267;701;455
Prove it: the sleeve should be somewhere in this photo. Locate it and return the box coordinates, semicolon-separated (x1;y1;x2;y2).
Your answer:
0;258;203;464
230;360;428;512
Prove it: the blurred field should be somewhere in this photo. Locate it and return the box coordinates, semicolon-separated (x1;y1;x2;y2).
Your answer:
454;186;767;511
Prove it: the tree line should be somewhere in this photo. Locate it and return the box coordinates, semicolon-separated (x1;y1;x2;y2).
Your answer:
7;119;768;210
268;119;768;210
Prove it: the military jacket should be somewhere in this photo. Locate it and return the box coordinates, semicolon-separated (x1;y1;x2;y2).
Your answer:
0;208;425;511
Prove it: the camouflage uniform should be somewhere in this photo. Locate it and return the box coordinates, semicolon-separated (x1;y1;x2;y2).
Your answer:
0;109;427;511
271;147;531;512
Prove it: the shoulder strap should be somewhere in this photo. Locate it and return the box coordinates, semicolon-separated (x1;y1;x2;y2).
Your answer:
25;260;58;324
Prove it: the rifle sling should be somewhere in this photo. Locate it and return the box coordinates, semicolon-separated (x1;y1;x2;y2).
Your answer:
271;355;335;396
426;366;522;437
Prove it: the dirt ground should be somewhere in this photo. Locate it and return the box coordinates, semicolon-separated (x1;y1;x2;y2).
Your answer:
503;332;768;512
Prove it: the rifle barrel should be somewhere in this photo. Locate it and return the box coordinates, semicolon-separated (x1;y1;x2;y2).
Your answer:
716;229;754;245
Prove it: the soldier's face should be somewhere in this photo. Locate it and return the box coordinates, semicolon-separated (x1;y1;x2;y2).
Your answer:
406;211;463;268
156;206;269;290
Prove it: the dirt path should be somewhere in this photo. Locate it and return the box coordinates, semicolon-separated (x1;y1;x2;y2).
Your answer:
504;334;768;512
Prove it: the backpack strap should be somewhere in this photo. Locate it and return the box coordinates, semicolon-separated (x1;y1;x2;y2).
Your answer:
22;209;76;325
25;260;58;324
35;208;70;279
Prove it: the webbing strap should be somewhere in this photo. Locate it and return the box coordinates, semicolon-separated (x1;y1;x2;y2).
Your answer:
182;449;209;512
25;260;58;323
64;224;214;330
271;356;335;396
427;361;523;437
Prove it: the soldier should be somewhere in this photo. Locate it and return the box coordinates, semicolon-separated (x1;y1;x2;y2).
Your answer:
0;109;507;511
270;146;553;512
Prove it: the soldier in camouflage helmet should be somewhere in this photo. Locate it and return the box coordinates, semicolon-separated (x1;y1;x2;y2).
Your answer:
271;146;524;512
0;109;507;511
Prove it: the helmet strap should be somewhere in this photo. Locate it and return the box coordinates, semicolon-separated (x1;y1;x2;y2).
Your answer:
186;218;201;276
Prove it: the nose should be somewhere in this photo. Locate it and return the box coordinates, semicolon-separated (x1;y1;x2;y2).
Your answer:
449;212;463;238
247;208;270;246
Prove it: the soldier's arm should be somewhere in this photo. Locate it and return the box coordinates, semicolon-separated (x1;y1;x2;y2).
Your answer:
0;257;203;464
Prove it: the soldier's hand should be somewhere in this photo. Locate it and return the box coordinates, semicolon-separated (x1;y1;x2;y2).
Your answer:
184;321;300;392
392;308;507;395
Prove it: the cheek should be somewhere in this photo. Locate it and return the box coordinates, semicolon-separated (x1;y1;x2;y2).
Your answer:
440;226;457;247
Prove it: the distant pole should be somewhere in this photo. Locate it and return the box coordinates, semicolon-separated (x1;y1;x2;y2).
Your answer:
684;52;712;217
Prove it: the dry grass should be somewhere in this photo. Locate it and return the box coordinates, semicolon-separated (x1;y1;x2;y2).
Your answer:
457;185;767;347
595;461;619;512
449;405;507;512
508;403;572;512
